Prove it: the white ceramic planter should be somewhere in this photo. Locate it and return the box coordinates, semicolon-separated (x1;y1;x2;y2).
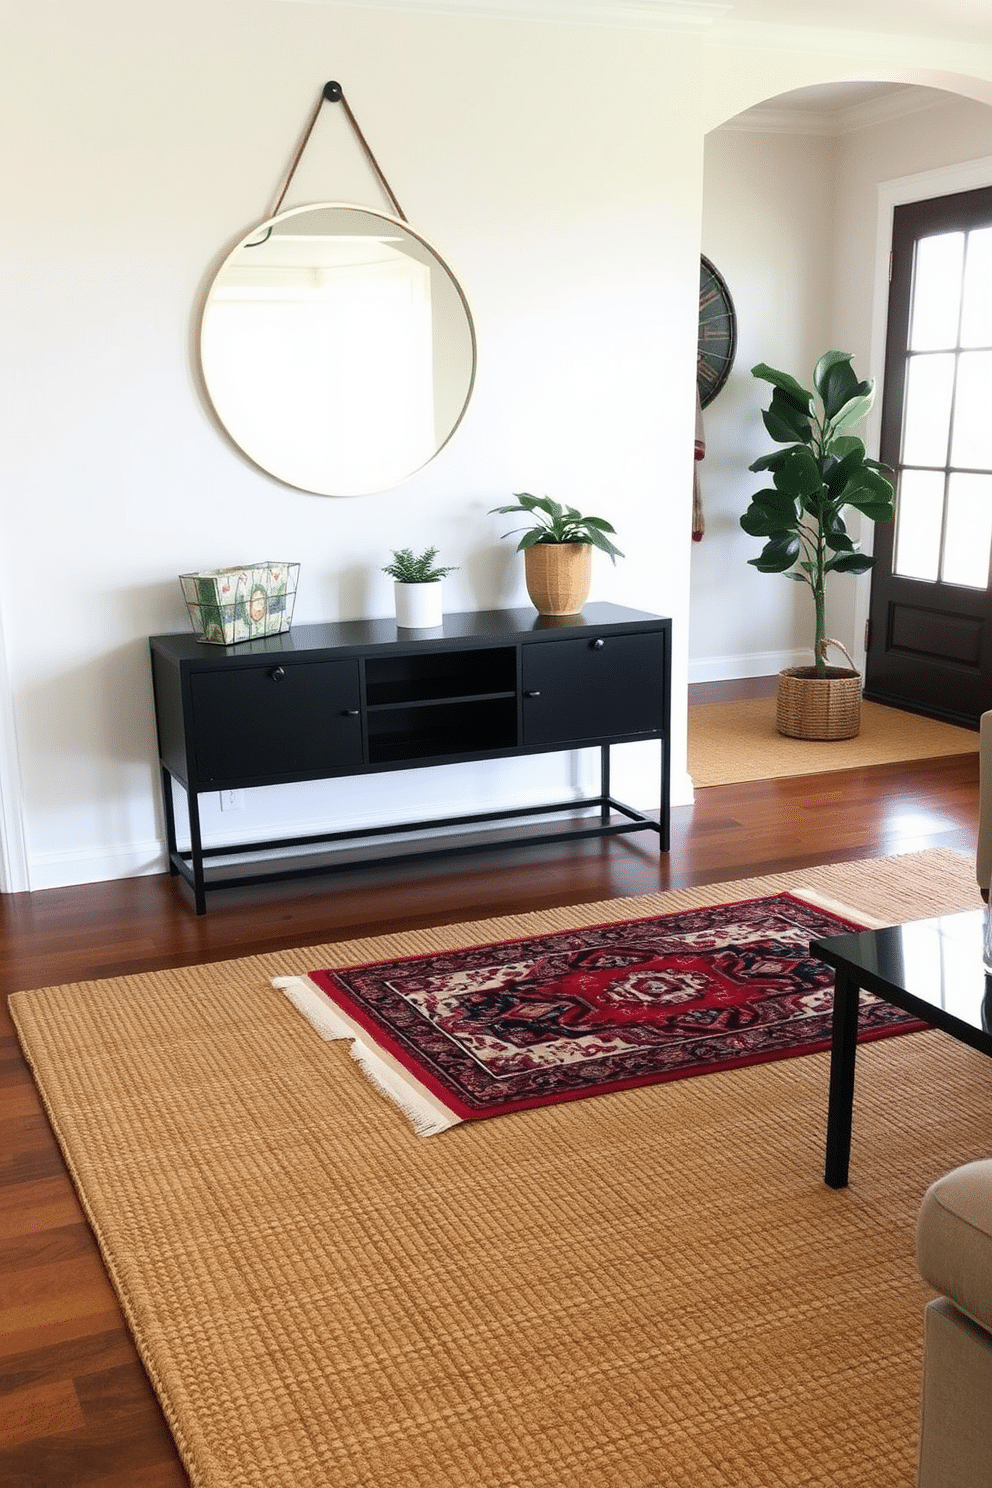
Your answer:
394;580;443;628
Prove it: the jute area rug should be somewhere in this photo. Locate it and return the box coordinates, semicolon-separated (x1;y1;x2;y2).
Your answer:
10;848;989;1488
689;695;977;786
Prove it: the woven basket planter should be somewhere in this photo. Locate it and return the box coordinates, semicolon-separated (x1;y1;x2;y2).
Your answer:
777;665;862;741
524;542;592;616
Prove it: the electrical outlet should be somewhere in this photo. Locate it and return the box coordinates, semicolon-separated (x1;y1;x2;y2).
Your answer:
220;789;244;811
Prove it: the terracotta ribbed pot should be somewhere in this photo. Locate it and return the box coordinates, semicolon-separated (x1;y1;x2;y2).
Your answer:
524;542;592;616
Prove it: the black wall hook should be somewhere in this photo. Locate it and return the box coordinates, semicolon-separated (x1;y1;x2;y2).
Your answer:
269;78;406;222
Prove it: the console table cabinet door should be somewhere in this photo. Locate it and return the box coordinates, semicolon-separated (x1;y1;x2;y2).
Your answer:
188;660;362;785
521;632;666;746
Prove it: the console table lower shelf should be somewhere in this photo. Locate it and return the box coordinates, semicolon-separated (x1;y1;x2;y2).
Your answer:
163;742;666;915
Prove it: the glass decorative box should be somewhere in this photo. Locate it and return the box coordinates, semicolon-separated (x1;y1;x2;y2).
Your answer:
180;562;299;645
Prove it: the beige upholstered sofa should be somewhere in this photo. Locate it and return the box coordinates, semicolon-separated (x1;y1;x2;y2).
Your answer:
914;710;992;1487
916;1163;992;1486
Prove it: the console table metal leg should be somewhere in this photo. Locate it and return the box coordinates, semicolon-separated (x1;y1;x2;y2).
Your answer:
161;766;179;877
659;734;670;851
600;745;611;823
187;790;207;917
825;968;860;1188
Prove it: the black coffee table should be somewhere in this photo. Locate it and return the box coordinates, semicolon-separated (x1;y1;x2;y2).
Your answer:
811;908;992;1188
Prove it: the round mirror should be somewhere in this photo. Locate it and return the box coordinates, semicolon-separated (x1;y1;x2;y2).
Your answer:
199;203;477;497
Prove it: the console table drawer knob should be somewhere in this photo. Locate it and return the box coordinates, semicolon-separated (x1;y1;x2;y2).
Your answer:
591;638;605;650
524;690;541;698
342;709;360;717
269;666;286;681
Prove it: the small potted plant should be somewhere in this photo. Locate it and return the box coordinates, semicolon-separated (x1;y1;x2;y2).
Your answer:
382;546;458;628
740;351;895;739
488;493;623;615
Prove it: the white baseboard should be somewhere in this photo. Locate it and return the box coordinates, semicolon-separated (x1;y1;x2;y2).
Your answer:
688;649;807;685
27;840;168;891
671;767;694;808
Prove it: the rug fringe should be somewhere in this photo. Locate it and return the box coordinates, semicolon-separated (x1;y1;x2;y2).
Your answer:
273;977;461;1137
347;1042;460;1138
273;975;356;1040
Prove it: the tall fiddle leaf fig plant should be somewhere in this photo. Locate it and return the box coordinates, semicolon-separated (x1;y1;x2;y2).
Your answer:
740;352;895;678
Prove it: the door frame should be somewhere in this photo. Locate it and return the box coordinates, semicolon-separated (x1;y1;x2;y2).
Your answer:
0;601;29;894
857;151;992;676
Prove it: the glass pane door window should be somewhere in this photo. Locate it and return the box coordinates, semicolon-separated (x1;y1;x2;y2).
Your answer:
894;225;992;589
865;184;992;726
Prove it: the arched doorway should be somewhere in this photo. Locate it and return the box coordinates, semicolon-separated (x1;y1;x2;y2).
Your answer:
690;79;992;696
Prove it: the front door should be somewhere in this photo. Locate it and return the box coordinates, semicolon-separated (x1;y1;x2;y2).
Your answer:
864;184;992;726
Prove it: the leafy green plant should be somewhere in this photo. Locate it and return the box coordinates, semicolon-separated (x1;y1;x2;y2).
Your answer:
488;493;623;563
382;546;458;584
740;352;895;678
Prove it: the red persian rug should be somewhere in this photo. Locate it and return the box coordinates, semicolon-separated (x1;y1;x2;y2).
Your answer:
276;894;925;1135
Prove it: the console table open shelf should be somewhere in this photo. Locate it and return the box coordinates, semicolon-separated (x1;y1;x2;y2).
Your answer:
149;602;671;914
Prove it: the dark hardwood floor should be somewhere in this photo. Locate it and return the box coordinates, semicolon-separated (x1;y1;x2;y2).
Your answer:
0;682;979;1486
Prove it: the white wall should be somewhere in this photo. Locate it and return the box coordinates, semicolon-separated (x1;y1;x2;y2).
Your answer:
691;85;992;684
833;91;992;353
2;1;992;890
691;128;835;680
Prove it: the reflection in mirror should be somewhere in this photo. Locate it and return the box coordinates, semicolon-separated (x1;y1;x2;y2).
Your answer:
200;204;476;497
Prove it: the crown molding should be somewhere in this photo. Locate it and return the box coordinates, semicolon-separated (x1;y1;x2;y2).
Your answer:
833;83;950;133
709;14;992;62
262;0;732;30
721;84;952;137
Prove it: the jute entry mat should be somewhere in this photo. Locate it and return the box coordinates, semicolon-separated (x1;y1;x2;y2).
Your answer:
10;849;988;1488
689;695;978;786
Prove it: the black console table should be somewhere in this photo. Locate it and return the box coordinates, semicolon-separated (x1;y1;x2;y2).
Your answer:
149;602;671;913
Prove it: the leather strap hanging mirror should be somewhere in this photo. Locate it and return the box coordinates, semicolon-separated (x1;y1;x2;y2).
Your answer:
199;82;477;497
